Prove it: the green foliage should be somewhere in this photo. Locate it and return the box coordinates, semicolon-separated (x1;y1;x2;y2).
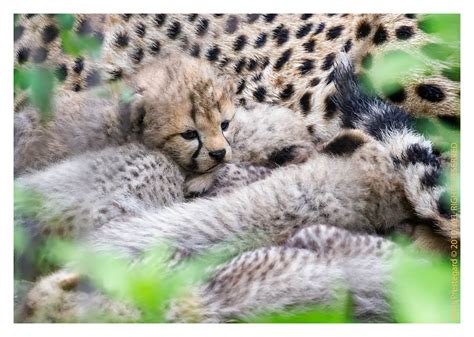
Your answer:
14;67;55;122
60;30;101;58
243;296;353;323
418;14;460;45
390;247;459;322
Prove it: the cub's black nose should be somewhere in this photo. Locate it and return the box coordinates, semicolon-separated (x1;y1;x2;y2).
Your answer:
209;149;226;162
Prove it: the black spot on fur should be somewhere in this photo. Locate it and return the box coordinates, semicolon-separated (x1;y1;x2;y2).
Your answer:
405;14;416;19
402;144;439;167
73;57;84;74
77;20;93;35
323;133;366;156
218;57;230;68
361;53;373;70
255;32;267;48
153;14;167;27
272;24;289;45
235;58;247;74
114;32;129;48
381;83;406;103
325;70;336;84
296;23;313;38
213;14;224;17
299;92;312;114
326;25;344;40
373;25;388;45
268;146;299;166
247;58;258;71
190;43;200;57
17;47;30;64
85;70;101;88
343;39;352;52
396;26;414;40
356;21;371;39
149;40;161;55
437;191;452;219
274;49;292;71
121;14;132;21
206;46;220;61
252;72;263;82
263;14;278;23
247;14;260;23
261;57;270;69
253;86;267;102
225;15;239;34
132;47;144;64
73;83;81;92
315;23;326;34
135;23;146;38
236;79;246;94
300;59;314;75
188;14;198;22
32;47;48;63
421;169;441;188
196;18;209;36
25;14;36;19
416;84;445;102
321;52;336;70
42;24;59;43
307;125;315;136
109;68;122;81
301;14;313;20
310;77;321;87
280;84;294;101
55;63;68;81
14;25;25;41
303;40;315;53
233;35;247;51
324;95;337;119
167;21;181;39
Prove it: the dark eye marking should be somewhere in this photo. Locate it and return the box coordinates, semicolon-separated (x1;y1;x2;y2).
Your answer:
181;130;198;140
221;120;230;131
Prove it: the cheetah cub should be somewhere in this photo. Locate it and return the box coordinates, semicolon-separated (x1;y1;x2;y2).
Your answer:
15;55;236;176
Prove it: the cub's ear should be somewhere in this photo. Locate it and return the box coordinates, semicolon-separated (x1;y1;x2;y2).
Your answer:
117;89;147;136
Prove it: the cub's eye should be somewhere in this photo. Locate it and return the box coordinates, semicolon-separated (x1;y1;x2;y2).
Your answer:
221;120;230;131
181;130;198;140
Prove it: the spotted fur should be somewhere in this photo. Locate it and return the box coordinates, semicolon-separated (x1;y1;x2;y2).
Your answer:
14;14;460;127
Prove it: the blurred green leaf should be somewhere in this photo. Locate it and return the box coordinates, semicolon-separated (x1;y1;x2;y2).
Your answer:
414;117;460;152
56;14;75;31
60;30;101;58
14;184;44;218
419;14;460;44
14;68;31;90
29;67;55;122
367;50;426;90
390;248;458;322
244;295;353;323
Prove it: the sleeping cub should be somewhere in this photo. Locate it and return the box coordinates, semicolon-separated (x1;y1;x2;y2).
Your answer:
15;55;236;175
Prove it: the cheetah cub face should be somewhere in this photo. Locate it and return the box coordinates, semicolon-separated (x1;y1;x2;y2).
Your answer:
129;56;235;173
